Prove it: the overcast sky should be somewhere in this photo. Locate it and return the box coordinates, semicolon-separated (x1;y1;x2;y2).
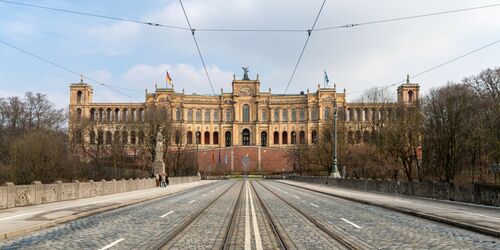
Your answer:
1;0;500;108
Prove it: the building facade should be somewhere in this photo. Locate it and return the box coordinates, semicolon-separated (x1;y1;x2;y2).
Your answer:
69;73;419;174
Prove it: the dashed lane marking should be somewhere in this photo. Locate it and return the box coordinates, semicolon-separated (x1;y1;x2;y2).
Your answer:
160;210;174;218
294;195;300;199
310;203;319;208
202;194;207;197
189;200;196;204
99;238;125;250
341;218;362;229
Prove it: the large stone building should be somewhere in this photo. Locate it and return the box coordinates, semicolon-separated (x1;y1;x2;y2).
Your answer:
69;72;419;174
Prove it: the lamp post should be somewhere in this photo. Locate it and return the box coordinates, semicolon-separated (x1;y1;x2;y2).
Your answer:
331;99;341;178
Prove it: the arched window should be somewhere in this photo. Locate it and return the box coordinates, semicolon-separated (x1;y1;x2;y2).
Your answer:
225;109;231;122
299;131;305;144
214;110;219;122
76;91;82;104
122;131;128;144
324;107;331;120
242;104;250;122
311;130;318;144
205;110;210;122
282;109;288;122
106;108;112;122
274;109;279;122
89;130;96;144
114;108;120;122
105;131;112;145
291;109;297;122
282;131;288;144
300;108;306;121
176;108;181;121
187;131;193;144
196;110;202;122
408;90;414;102
261;131;267;147
130;131;136;145
204;131;210;144
74;129;83;144
98;108;104;122
242;129;250;146
291;131;297;144
175;130;181;144
261;110;267;121
138;108;144;122
364;108;369;121
213;131;219;144
76;108;82;121
273;131;279;144
311;108;318;121
225;131;232;147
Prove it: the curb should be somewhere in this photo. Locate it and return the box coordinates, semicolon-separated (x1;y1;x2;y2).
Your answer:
277;180;500;238
1;181;215;241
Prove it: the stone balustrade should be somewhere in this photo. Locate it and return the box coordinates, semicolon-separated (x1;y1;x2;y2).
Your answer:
0;176;201;210
291;176;500;207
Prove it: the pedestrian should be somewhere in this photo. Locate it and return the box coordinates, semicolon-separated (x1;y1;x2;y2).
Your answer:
160;173;167;187
166;174;169;186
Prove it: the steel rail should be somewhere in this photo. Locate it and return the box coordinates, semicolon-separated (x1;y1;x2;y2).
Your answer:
220;179;246;250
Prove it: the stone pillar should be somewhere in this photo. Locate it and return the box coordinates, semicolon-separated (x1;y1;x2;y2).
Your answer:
6;182;16;208
33;181;42;205
56;181;63;202
112;179;117;194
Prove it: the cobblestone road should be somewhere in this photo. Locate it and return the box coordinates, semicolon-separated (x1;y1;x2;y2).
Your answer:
0;179;498;249
260;180;499;249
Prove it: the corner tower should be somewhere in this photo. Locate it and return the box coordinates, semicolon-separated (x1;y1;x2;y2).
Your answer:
397;74;420;104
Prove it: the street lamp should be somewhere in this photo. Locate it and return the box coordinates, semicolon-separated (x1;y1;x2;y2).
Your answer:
331;99;341;178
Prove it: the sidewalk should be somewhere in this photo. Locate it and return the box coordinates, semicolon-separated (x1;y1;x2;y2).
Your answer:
277;180;500;237
0;180;217;240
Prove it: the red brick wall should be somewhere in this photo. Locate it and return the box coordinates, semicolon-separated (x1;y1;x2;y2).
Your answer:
195;146;292;175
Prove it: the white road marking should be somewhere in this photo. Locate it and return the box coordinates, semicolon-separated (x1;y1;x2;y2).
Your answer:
310;203;319;208
397;200;500;220
248;182;263;250
294;195;300;199
189;200;196;204
245;181;251;250
160;210;174;218
99;238;125;250
202;194;207;197
211;190;214;193
341;218;362;229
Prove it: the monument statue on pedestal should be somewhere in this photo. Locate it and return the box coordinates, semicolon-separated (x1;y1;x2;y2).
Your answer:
242;66;250;80
153;129;166;175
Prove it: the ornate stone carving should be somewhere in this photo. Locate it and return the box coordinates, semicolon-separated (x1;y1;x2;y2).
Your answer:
239;87;253;96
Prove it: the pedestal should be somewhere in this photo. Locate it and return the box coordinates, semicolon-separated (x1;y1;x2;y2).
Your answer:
330;171;341;178
153;162;165;175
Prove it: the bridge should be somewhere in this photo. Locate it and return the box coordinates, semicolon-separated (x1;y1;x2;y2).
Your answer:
0;178;498;249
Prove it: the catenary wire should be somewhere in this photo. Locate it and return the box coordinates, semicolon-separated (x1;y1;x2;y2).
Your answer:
0;0;189;30
179;0;216;95
315;3;500;31
347;37;500;95
284;0;326;94
0;39;143;102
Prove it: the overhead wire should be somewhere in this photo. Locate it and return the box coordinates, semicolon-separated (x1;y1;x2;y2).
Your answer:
315;3;500;31
179;0;216;95
0;0;189;30
347;37;500;95
0;39;143;102
283;0;326;94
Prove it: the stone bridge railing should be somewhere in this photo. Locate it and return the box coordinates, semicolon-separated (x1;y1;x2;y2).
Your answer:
0;176;201;210
291;176;500;207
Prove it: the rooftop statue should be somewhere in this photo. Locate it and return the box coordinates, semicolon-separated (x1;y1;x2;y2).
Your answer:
242;66;250;80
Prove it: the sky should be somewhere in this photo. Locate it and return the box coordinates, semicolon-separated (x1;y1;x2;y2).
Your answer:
1;0;500;108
